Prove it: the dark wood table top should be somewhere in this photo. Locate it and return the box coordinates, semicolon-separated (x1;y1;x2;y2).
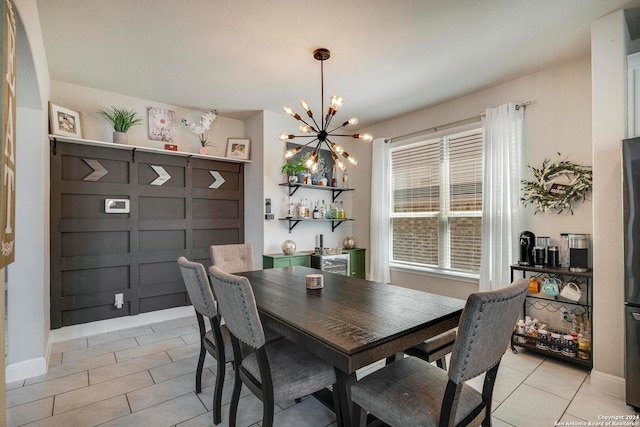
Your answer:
238;266;466;374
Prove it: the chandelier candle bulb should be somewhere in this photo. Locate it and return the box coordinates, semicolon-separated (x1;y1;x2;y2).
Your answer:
284;146;302;159
300;99;312;114
279;134;295;141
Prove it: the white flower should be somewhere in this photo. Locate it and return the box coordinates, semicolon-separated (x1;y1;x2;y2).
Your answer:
182;110;218;145
183;110;217;133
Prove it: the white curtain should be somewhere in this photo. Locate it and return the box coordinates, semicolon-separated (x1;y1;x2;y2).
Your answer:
479;103;524;291
369;138;391;283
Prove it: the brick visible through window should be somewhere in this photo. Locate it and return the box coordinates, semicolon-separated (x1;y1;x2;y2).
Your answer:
390;128;483;275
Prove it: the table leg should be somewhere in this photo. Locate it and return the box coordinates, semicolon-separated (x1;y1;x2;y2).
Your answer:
334;369;356;427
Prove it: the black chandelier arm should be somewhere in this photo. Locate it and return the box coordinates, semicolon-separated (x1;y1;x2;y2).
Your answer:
305;113;321;132
322;140;336;154
294;115;320;134
324;112;337;130
299;137;320;149
290;135;318;139
326;133;357;137
326;123;350;134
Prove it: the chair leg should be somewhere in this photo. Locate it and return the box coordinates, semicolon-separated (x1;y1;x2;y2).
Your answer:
229;371;243;427
352;401;367;427
263;402;274;427
436;356;447;370
196;343;206;393
262;381;275;427
212;359;226;425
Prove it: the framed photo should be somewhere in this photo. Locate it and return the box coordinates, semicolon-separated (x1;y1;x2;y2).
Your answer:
49;102;83;138
147;107;176;142
226;138;251;160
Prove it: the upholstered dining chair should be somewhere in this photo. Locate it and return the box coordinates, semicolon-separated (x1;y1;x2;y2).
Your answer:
351;278;529;427
208;265;339;427
210;243;254;273
177;256;235;425
210;243;283;345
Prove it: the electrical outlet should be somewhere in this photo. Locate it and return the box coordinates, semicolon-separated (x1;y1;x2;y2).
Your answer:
114;293;124;309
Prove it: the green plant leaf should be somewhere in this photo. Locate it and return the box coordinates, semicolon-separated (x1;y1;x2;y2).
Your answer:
97;106;143;132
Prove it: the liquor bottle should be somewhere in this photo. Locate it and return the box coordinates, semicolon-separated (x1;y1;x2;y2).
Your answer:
320;200;326;218
312;202;320;219
304;197;310;218
339;201;345;219
297;199;303;218
331;164;337;187
286;197;294;218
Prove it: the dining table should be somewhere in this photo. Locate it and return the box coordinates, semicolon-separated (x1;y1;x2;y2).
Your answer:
237;266;466;427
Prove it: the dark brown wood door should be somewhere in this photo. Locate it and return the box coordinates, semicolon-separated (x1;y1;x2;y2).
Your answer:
50;141;244;328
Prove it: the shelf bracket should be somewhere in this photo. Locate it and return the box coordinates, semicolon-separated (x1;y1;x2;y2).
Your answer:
287;185;300;197
331;220;344;232
331;189;345;202
287;219;301;233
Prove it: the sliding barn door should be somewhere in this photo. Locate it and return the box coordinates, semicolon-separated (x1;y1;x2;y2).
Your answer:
50;141;244;328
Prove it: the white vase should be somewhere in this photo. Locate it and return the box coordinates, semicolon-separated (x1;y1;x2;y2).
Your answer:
113;131;128;144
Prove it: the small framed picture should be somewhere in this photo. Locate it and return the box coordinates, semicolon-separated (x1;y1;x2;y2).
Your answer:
148;107;176;142
226;138;251;160
49;102;83;138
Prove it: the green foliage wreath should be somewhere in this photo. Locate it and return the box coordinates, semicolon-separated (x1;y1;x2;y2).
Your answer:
521;154;592;215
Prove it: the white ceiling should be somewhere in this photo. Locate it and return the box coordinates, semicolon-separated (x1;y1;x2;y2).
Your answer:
35;0;640;127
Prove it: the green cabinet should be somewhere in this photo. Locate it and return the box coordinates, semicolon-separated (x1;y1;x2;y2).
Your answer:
263;253;311;268
342;248;366;279
263;248;366;279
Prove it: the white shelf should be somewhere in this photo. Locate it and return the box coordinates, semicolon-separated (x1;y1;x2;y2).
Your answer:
48;134;251;164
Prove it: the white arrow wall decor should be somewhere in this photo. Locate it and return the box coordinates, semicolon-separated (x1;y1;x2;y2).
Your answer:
209;171;226;189
83;159;108;182
150;165;171;186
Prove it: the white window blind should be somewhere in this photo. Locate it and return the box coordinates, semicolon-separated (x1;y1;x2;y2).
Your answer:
390;128;483;275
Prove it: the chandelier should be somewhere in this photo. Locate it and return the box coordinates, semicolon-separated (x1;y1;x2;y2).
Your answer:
279;48;372;173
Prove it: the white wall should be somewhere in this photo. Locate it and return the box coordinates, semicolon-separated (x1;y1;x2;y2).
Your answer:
590;9;627;396
244;112;265;266
353;57;593;299
7;0;52;382
49;81;244;155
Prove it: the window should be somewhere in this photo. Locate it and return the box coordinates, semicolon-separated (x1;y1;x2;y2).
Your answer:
390;128;483;276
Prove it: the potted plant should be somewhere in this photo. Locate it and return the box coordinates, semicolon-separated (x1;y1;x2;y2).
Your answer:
97;106;143;144
280;156;308;183
182;110;218;154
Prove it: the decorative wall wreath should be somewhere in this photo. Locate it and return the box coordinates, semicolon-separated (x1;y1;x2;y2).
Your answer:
521;154;593;214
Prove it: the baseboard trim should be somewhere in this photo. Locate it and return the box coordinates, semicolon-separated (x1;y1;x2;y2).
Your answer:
590;369;626;398
6;357;47;383
48;306;196;343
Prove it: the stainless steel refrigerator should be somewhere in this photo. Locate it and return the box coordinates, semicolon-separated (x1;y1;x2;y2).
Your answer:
623;138;640;411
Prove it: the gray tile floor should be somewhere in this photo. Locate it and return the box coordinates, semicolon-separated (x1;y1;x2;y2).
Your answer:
5;315;639;427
